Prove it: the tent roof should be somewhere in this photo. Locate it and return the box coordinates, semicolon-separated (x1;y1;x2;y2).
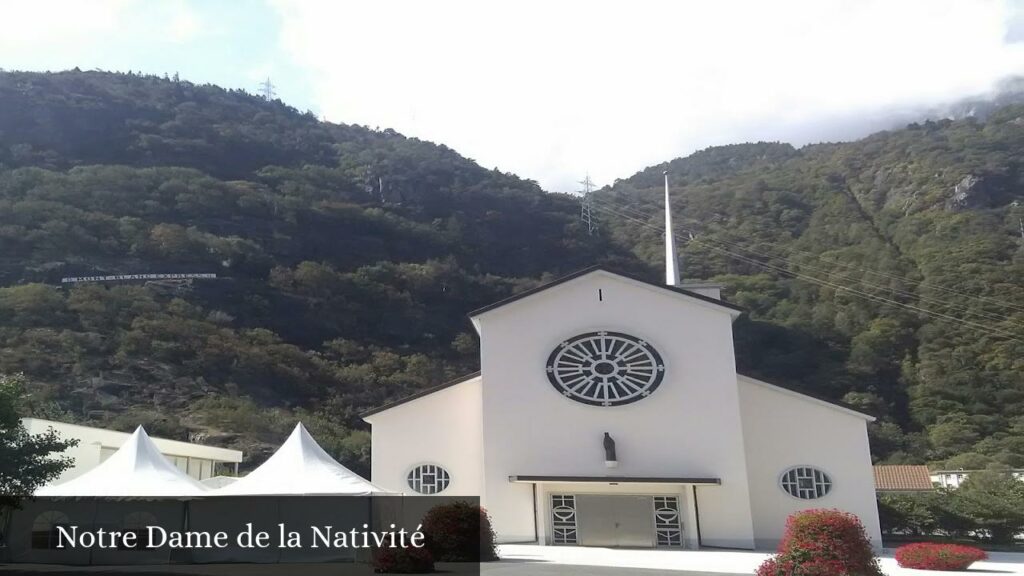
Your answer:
214;423;387;496
36;426;210;498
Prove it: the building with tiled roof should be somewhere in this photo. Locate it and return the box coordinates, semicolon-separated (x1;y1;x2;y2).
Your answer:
874;465;934;492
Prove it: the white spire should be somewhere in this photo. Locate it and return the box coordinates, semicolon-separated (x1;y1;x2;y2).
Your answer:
664;171;681;286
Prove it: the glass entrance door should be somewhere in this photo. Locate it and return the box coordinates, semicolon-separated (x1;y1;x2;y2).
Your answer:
576;495;656;548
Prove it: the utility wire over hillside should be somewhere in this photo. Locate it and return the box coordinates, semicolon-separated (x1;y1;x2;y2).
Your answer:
601;198;1024;316
593;197;1024;316
590;198;1024;344
596;199;1023;326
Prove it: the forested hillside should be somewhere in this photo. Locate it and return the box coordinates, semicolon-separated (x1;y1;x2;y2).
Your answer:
0;70;641;471
597;121;1024;470
0;70;1021;472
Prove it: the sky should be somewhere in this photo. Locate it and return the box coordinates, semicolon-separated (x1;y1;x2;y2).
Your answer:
3;0;1024;192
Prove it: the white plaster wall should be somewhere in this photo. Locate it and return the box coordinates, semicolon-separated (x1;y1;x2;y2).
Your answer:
365;377;484;497
736;377;882;549
475;271;756;548
21;418;242;484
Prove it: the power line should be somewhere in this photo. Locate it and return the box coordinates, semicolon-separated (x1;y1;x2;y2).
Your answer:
600;194;1024;314
590;201;1023;343
594;198;1023;334
596;196;1024;316
592;198;1019;327
595;200;1022;342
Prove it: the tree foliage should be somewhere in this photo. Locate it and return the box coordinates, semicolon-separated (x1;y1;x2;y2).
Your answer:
879;472;1024;544
0;373;78;509
0;70;636;470
0;69;1022;470
600;114;1024;466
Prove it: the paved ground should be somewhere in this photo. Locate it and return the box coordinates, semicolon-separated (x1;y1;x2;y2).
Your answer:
3;546;1023;575
489;545;758;575
492;544;1024;576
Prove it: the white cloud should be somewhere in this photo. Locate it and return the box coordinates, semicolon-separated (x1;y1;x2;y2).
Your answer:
166;0;204;44
1;0;208;63
271;0;1024;191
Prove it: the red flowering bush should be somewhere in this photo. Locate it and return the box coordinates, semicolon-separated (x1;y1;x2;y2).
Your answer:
421;500;499;561
371;545;434;573
756;509;883;576
895;543;987;571
757;557;853;576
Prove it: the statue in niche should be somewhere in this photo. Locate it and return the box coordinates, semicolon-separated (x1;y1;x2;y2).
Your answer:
603;432;617;462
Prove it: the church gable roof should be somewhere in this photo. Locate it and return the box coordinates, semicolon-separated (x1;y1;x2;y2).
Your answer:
467;266;744;319
361;372;481;419
737;374;875;421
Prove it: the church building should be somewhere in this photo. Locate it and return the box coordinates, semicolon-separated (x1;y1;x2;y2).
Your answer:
363;175;881;550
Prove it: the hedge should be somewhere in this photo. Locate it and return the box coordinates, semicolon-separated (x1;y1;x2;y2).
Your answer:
895;542;987;571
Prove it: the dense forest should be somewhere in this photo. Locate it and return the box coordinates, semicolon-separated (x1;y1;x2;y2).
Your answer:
599;124;1024;471
0;70;1021;473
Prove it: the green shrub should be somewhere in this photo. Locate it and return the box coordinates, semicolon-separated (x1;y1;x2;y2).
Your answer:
421;501;498;562
371;546;434;573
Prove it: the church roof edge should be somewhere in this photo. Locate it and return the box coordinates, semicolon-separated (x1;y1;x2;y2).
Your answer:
361;371;482;419
737;373;876;420
467;265;744;319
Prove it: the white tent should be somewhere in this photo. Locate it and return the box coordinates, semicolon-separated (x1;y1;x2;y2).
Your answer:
35;426;209;498
200;475;239;489
213;423;386;496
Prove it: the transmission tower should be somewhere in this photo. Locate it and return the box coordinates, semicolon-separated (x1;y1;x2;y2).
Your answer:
258;77;276;101
579;173;598;235
1014;201;1024;243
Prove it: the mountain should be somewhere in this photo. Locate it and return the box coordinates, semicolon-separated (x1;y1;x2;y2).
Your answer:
0;70;644;470
596;116;1024;469
1;70;1022;472
920;76;1024;122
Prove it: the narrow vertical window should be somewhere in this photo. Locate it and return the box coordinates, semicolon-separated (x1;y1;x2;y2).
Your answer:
653;496;683;547
550;495;577;544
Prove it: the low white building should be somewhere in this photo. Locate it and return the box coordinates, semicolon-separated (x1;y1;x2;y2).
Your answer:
21;418;243;484
931;469;1024;489
363;175;882;551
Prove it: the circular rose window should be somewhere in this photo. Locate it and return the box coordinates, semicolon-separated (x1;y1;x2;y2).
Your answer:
546;331;665;406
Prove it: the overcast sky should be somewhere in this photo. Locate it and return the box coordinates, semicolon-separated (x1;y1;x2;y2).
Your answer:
3;0;1024;191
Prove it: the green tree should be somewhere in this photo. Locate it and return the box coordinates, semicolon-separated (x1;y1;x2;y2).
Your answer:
877;492;938;536
951;470;1024;543
2;70;1024;468
929;414;983;459
0;373;78;509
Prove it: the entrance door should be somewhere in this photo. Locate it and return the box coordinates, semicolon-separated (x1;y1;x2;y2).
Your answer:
576;495;655;548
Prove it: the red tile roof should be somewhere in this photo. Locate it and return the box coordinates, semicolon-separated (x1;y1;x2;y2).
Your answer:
874;465;934;491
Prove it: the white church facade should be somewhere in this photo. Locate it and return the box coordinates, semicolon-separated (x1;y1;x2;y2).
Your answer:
364;177;881;550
